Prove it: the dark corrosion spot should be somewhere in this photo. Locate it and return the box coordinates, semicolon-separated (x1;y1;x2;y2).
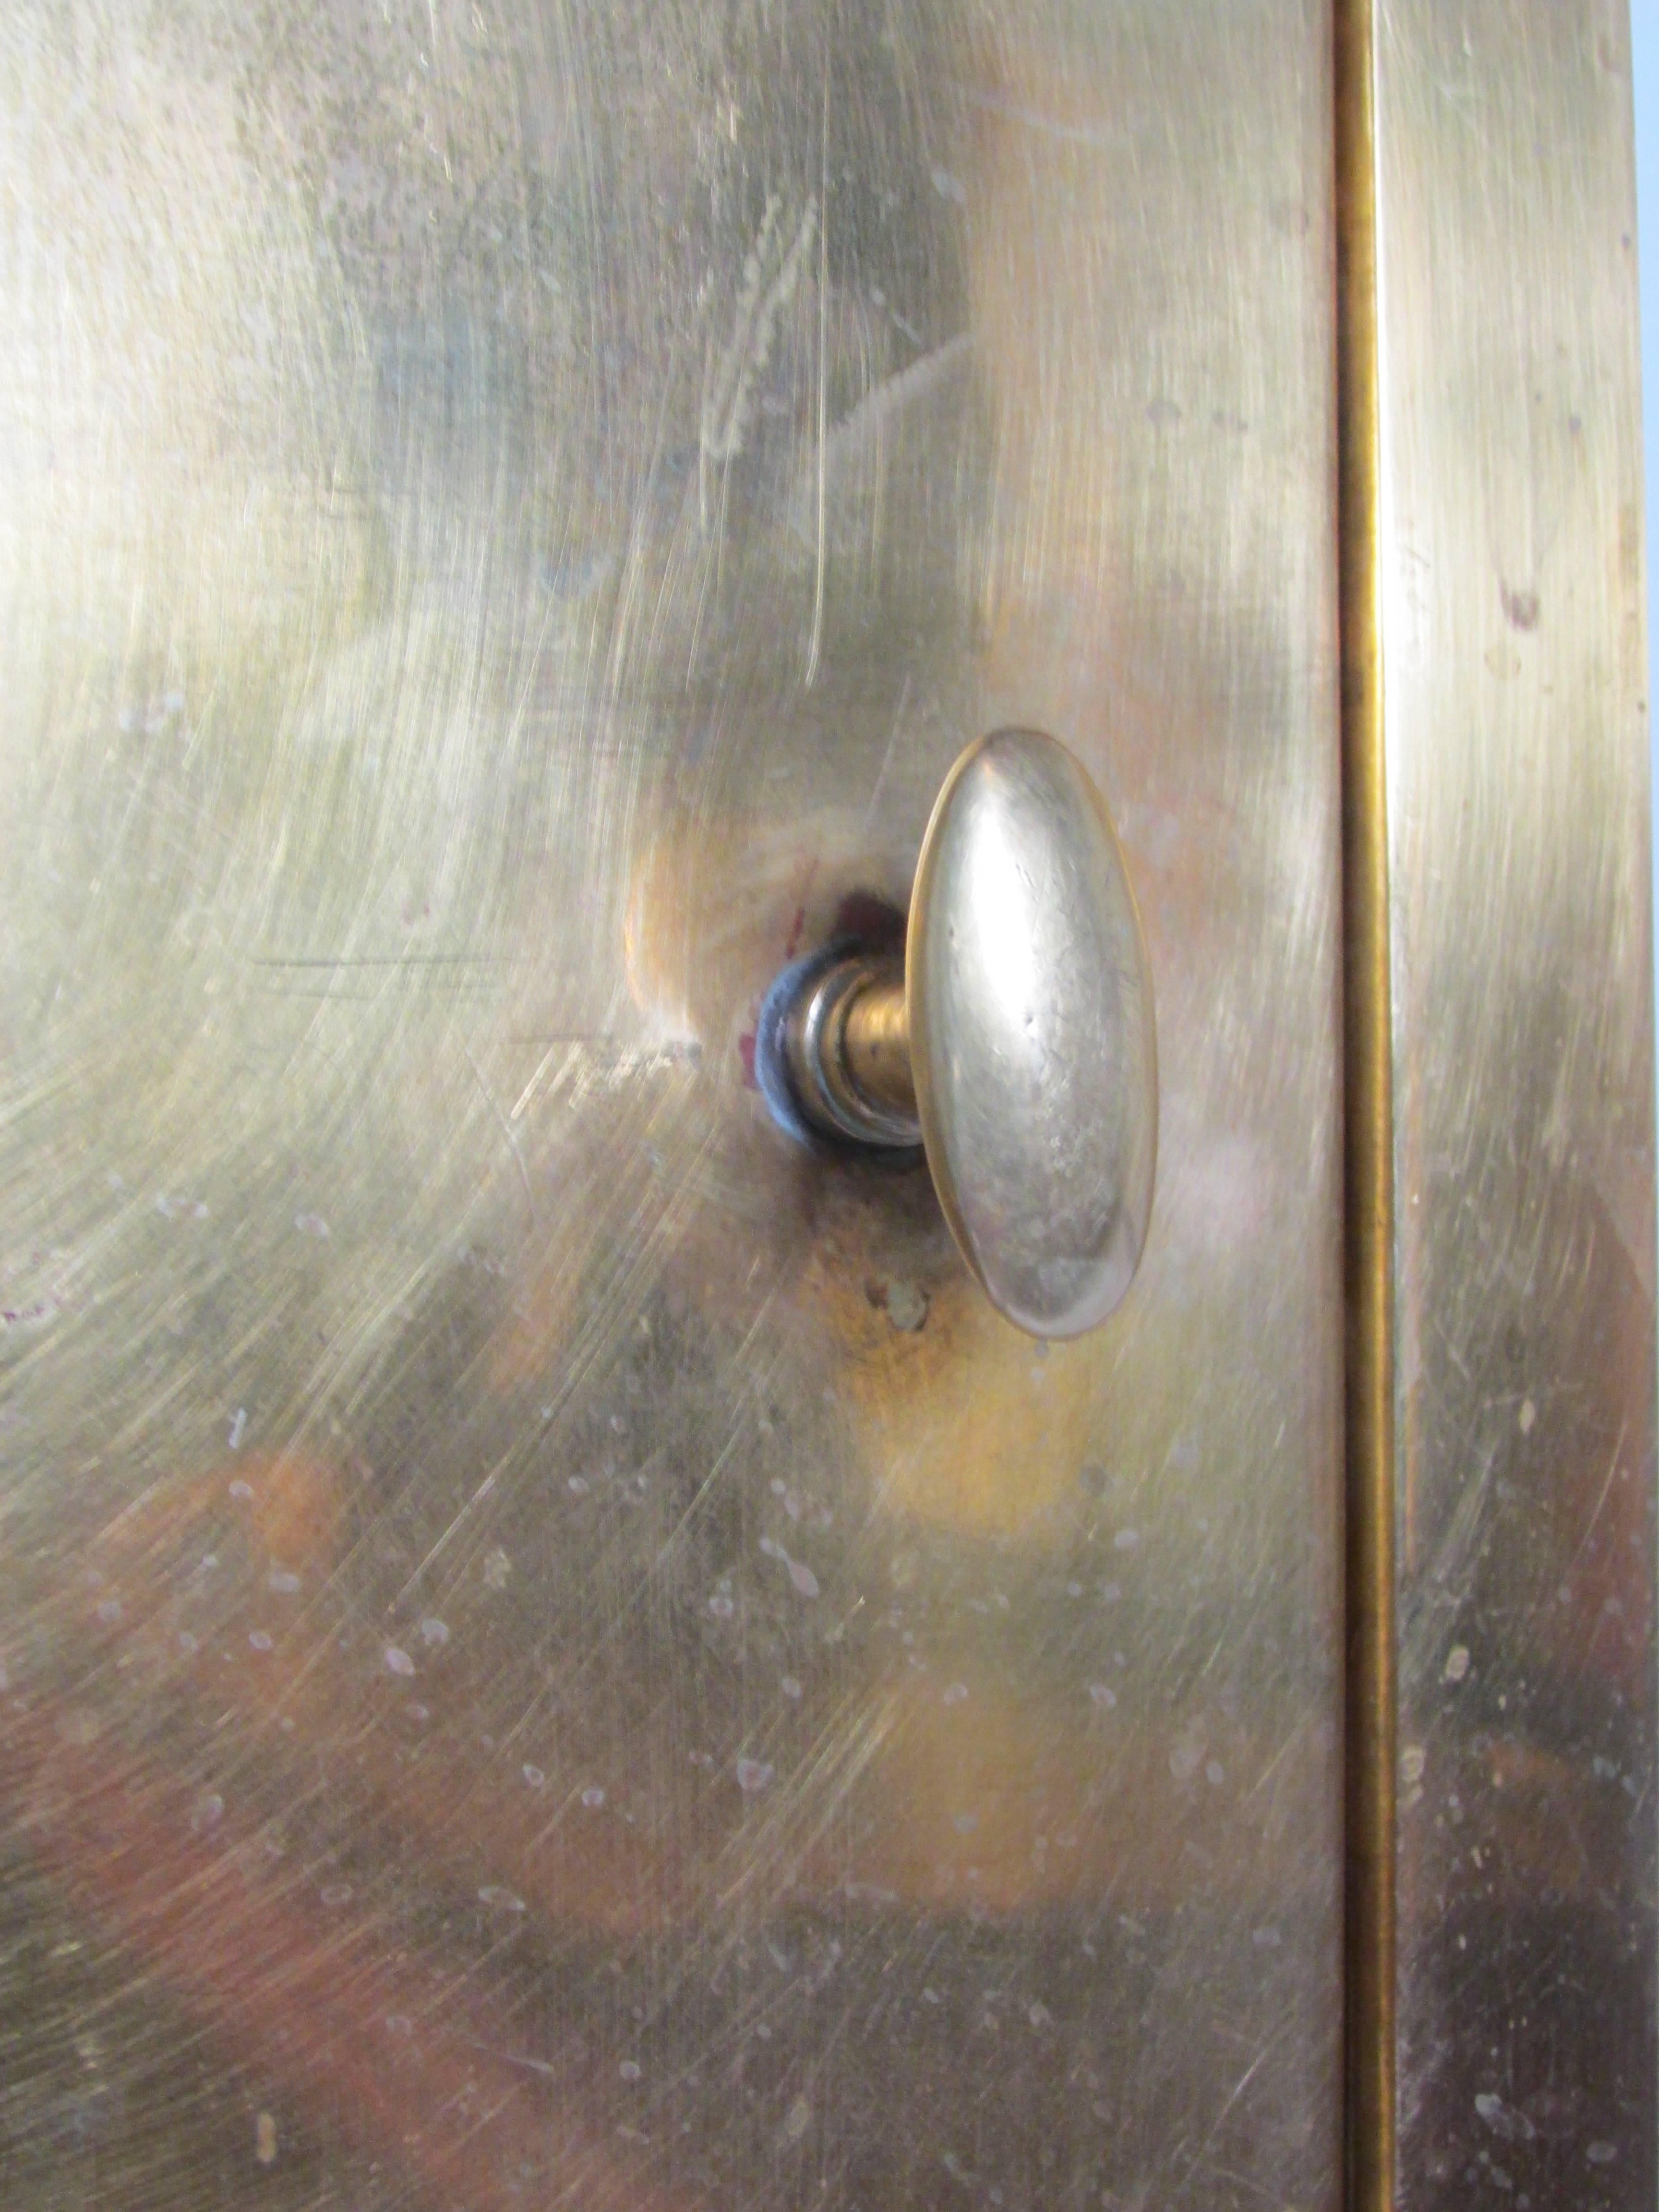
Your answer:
1501;582;1540;632
831;890;905;952
863;1276;928;1332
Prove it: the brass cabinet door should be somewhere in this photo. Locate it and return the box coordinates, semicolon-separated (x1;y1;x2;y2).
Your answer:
0;4;1345;2204
0;3;1650;2210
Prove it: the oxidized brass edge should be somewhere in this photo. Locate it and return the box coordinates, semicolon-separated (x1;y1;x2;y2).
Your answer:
1333;1;1396;2207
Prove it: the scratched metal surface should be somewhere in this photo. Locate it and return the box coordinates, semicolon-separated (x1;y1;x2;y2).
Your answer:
0;4;1343;2206
1374;2;1658;2203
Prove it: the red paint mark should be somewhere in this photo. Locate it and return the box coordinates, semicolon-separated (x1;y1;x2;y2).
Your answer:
738;1033;758;1088
784;905;807;959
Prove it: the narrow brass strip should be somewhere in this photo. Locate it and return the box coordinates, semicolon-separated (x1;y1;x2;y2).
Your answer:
1334;2;1397;2209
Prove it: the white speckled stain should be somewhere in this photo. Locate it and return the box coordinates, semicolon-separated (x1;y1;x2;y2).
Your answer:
154;1193;208;1221
735;1757;774;1794
1444;1645;1471;1682
759;1535;819;1599
581;1784;606;1808
383;1645;415;1677
478;1886;526;1912
419;1617;449;1646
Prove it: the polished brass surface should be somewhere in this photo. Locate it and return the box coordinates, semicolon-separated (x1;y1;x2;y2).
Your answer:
1371;3;1656;2203
908;730;1157;1341
1334;0;1398;2205
769;727;1158;1340
839;975;915;1122
0;4;1346;2207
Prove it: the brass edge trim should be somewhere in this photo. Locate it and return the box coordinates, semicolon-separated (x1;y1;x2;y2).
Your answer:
1334;2;1397;2208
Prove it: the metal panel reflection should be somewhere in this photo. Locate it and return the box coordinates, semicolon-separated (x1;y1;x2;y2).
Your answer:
1371;1;1657;2202
0;3;1344;2205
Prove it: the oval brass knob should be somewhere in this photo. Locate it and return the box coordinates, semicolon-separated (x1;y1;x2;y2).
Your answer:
758;729;1157;1339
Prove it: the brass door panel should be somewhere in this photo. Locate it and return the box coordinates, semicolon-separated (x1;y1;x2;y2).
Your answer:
1359;1;1657;2204
0;4;1346;2209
